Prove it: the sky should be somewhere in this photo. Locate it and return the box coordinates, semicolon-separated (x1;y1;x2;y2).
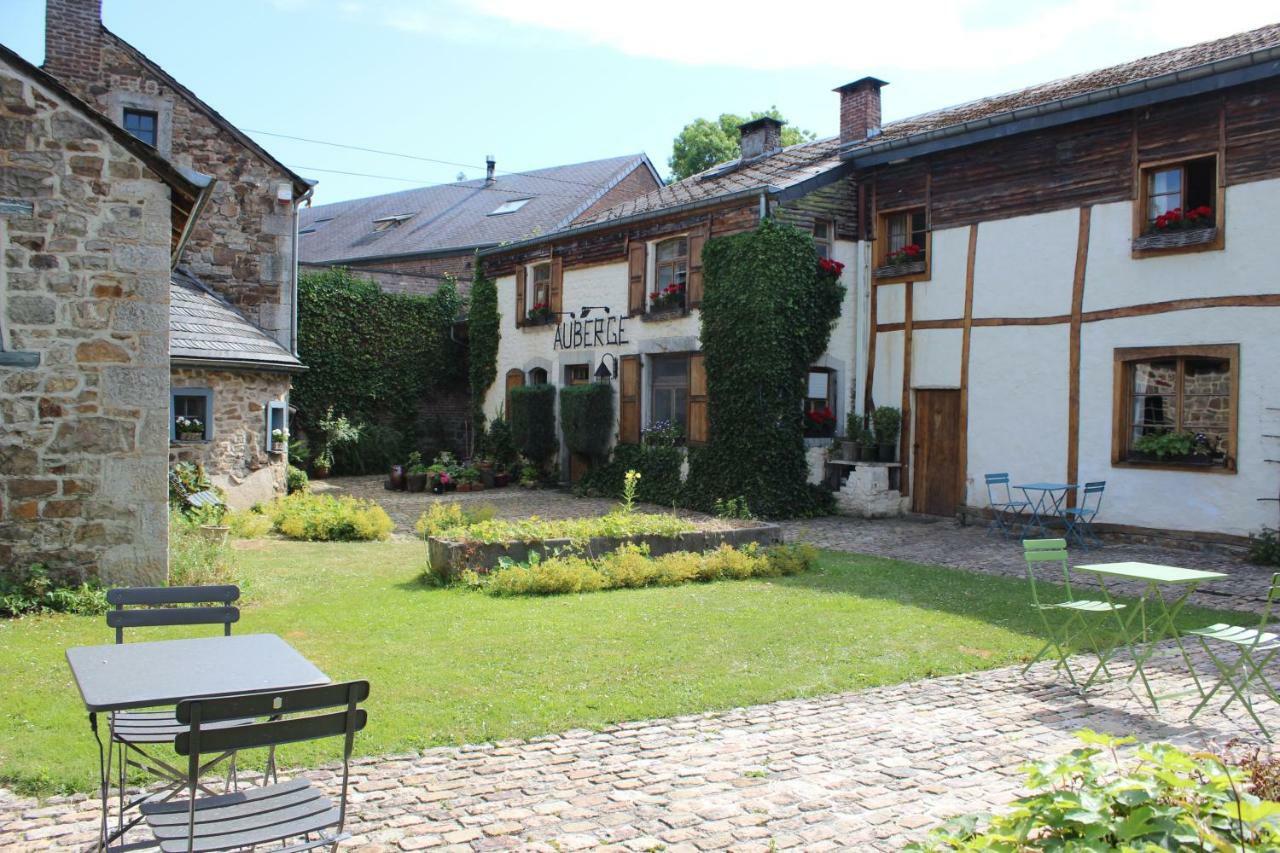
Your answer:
4;0;1277;206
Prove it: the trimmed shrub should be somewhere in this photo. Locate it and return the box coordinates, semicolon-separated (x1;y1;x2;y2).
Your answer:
426;511;695;546
559;383;613;460
477;542;814;597
265;493;394;542
286;465;309;494
0;564;107;618
508;384;557;466
468;265;500;438
414;502;497;539
578;444;684;505
226;508;273;539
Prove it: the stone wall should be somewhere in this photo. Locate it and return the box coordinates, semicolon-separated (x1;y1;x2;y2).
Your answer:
169;367;290;509
44;0;302;346
0;56;172;583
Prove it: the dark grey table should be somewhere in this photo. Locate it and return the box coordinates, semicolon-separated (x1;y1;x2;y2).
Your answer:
65;633;329;851
66;633;329;712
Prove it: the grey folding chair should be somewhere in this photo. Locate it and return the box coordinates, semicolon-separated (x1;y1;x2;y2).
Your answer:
985;473;1030;539
1063;481;1106;549
105;586;247;836
140;681;370;853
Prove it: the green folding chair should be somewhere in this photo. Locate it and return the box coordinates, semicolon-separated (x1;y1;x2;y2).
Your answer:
1186;573;1280;737
1021;539;1127;690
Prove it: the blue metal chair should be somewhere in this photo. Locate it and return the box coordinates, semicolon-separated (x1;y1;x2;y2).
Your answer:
985;473;1030;539
1063;481;1105;549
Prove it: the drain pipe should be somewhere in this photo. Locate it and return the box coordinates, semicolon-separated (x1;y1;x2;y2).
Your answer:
290;183;316;356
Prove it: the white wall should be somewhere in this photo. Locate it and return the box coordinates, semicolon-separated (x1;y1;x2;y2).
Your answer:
973;207;1079;319
914;225;969;321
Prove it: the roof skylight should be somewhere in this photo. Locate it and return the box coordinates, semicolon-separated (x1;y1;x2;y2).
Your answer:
489;198;532;216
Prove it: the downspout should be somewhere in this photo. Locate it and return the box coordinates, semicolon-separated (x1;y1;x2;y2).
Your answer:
854;237;872;418
290;184;316;356
758;190;768;221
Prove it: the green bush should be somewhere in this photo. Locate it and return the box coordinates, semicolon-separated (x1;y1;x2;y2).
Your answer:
264;492;394;542
468;264;500;438
226;508;273;539
414;502;497;539
286;465;309;494
0;564;107;618
479;542;814;597
169;510;240;587
559;383;614;460
331;422;406;475
479;416;519;469
908;730;1280;851
169;461;219;508
871;405;901;446
1250;529;1280;567
578;444;684;505
508;384;558;466
428;510;695;546
686;219;844;518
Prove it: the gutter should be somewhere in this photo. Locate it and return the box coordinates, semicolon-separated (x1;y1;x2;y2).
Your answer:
478;185;784;258
171;169;215;270
843;45;1280;167
310;242;500;267
170;356;307;375
291;181;317;357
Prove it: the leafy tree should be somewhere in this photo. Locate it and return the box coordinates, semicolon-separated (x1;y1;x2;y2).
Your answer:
668;107;816;181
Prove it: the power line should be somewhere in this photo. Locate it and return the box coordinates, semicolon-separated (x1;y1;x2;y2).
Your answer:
248;127;639;193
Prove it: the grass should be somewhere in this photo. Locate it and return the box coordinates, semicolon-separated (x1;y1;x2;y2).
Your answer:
0;539;1249;798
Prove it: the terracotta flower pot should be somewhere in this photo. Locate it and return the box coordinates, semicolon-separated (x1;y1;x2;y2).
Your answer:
406;473;427;493
389;465;406;490
312;465;330;479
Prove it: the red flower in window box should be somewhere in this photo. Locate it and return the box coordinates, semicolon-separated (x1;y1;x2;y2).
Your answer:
1153;205;1214;232
804;406;836;437
650;283;686;312
526;302;553;323
886;243;924;266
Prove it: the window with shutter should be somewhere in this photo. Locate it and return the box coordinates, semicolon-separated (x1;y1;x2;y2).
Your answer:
627;242;646;315
549;256;564;317
688;224;708;308
687;353;708;446
618;355;641;444
514;266;527;328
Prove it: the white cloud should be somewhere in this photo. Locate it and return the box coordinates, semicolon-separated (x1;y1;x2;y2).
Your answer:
432;0;1276;72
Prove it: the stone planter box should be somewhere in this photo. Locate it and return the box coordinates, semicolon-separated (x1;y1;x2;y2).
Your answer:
427;523;784;580
1132;226;1217;252
641;307;687;323
874;259;926;278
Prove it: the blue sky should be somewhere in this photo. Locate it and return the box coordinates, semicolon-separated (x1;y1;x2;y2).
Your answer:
5;0;1276;205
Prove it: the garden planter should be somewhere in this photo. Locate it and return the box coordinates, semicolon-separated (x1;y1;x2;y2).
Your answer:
874;259;926;278
1131;226;1217;252
641;307;685;323
198;524;230;546
494;473;511;487
859;445;876;462
406;473;427;493
877;443;897;462
480;469;496;488
311;465;330;480
1128;451;1222;467
178;432;203;442
389;465;406;490
457;483;473;493
446;481;457;492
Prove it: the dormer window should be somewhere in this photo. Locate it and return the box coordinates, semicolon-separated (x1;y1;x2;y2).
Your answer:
123;108;158;147
371;214;413;232
490;198;532;216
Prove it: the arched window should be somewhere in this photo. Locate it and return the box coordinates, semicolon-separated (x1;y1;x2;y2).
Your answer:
528;367;548;385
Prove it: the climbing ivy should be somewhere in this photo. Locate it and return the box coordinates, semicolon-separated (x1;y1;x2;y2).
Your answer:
559;384;613;461
508;384;557;466
467;260;499;438
293;267;463;447
685;218;844;518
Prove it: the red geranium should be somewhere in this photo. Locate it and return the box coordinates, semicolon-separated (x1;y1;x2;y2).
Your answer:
818;257;845;277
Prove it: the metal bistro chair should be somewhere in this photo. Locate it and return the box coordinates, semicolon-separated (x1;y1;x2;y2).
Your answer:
105;586;249;833
1022;539;1127;691
139;681;370;853
1063;481;1106;549
1187;574;1280;738
985;473;1031;539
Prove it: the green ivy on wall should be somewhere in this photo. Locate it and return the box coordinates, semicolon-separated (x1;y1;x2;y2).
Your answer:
467;260;499;438
559;383;613;461
508;384;557;466
685;218;844;518
293;267;463;452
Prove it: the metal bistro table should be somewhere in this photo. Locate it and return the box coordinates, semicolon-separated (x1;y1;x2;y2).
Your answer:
1014;482;1077;537
1072;561;1227;710
65;633;330;852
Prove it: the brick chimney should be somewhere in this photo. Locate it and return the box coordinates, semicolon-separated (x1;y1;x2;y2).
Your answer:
738;116;783;160
44;0;105;83
835;77;888;146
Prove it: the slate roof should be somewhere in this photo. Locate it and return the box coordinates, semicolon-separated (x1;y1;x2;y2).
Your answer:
298;154;657;263
170;269;303;371
572;22;1280;230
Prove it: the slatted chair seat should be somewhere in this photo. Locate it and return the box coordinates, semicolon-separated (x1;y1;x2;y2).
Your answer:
141;778;344;853
112;710;252;744
1186;623;1280;650
1048;599;1126;614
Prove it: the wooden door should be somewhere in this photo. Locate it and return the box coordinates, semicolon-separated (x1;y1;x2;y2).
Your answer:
912;390;962;516
565;365;591;483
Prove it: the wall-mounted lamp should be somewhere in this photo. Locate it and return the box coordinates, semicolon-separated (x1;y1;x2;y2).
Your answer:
595;352;619;383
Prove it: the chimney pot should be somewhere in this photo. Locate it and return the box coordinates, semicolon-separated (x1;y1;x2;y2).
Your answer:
835;77;888;147
738;116;784;161
485;155;496;184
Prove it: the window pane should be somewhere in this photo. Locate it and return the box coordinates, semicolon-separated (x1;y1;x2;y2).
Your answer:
815;243;830;259
656;238;687;262
1149;168;1181;196
533;264;550;283
807;370;828;399
656;265;673;290
888;214;908;252
1131;360;1176;396
673;261;687;285
812;222;828;240
653;357;688;385
1181;358;1230;444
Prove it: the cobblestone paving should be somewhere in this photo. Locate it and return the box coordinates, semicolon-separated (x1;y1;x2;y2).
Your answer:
3;651;1273;851
325;476;1263;613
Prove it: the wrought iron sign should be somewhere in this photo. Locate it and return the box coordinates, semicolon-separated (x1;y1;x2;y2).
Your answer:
553;306;628;351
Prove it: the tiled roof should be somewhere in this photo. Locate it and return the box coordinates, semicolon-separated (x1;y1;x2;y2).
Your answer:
870;21;1280;145
299;155;656;263
573;138;844;226
170;269;303;370
573;22;1280;229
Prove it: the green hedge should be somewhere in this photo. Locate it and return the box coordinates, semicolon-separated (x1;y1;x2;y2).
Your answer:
468;263;499;437
508;384;557;464
685;219;843;518
559;383;613;460
578;444;684;506
293;267;463;461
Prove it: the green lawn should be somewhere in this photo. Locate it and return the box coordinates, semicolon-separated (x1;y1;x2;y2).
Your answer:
0;540;1246;797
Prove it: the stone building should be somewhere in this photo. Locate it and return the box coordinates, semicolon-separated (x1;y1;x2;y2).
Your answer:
42;0;309;506
299;154;661;297
0;44;210;583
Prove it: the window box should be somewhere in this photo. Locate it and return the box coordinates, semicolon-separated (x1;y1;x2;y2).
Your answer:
1131;226;1218;253
874;207;930;281
641;307;687;323
171;388;213;443
873;259;927;279
524;310;555;327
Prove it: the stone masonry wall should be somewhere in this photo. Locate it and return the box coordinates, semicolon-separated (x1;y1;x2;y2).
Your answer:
44;0;300;346
0;57;171;584
169;367;290;509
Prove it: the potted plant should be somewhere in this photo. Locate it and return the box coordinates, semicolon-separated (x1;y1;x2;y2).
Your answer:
388;462;406;491
193;503;229;545
1131;430;1221;465
270;427;288;453
876;243;926;277
647;284;685;315
176;416;204;442
844;415;865;461
872;406;901;462
494;469;511;488
430;468;453;494
526;302;554;325
804;406;837;438
405;451;427;492
1134;205;1217;250
313;408;360;479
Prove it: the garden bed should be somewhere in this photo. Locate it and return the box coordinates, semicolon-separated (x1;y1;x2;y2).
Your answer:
428;521;782;578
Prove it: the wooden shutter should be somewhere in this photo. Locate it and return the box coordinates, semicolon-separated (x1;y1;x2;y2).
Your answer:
504;369;525;414
627;241;646;316
514;266;526;328
618;355;641;445
687;224;709;308
687;352;708;446
549;256;564;318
